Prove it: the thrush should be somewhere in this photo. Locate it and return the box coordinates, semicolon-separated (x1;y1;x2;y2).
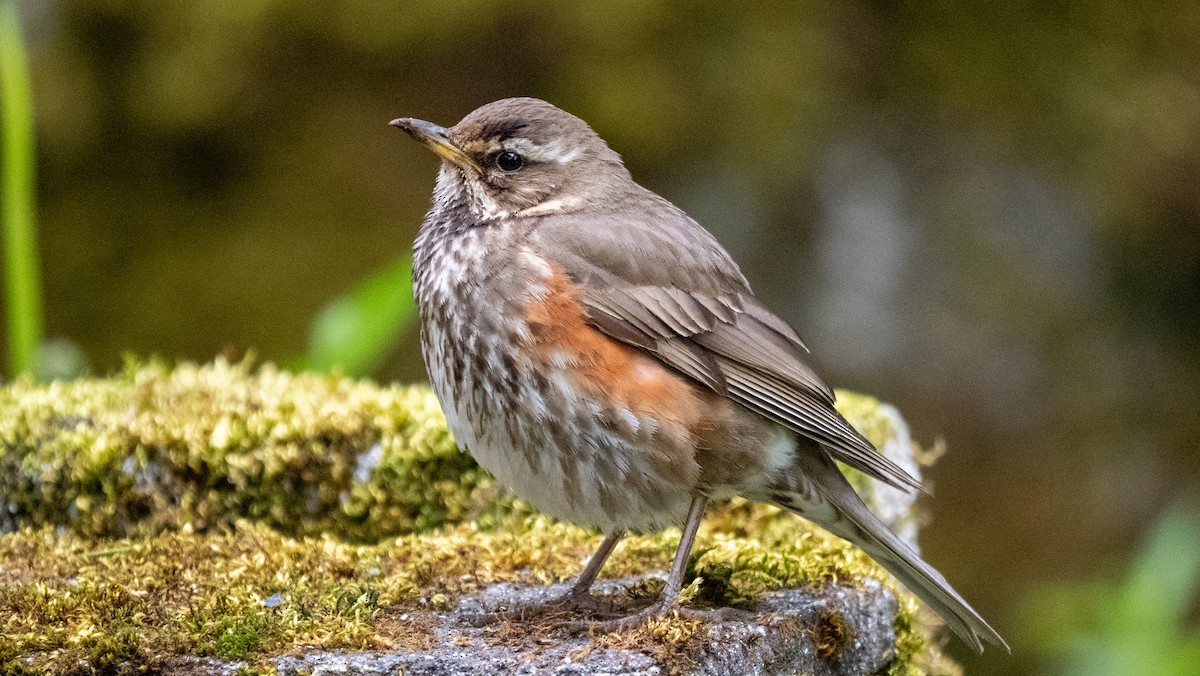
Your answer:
391;97;1007;652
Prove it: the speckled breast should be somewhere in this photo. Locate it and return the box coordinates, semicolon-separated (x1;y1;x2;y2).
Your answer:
412;219;701;533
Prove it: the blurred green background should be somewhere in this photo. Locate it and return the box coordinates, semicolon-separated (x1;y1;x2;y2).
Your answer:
3;1;1199;673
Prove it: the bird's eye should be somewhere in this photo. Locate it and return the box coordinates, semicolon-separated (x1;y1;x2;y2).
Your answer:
494;151;524;172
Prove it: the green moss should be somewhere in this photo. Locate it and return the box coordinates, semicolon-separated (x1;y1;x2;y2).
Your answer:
0;358;524;541
0;360;950;674
880;596;962;676
210;614;272;661
688;501;889;607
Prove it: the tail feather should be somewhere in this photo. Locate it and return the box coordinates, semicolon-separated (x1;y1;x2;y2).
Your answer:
777;449;1009;653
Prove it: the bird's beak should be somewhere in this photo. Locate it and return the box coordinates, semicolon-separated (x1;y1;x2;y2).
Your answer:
389;117;482;173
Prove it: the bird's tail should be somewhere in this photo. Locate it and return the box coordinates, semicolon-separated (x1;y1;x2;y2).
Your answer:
774;449;1009;653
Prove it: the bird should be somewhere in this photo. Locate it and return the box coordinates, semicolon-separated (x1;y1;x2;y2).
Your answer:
390;97;1007;653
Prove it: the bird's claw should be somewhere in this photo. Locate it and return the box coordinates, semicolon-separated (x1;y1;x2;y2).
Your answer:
465;588;612;627
557;600;718;634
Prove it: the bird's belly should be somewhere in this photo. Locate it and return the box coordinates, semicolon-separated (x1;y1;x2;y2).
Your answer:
464;385;697;534
427;337;697;532
436;331;698;529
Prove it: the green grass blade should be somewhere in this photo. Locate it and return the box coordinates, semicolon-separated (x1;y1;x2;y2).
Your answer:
306;258;416;377
0;0;42;377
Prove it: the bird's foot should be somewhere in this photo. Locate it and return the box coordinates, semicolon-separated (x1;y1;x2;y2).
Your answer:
465;587;617;627
558;599;742;634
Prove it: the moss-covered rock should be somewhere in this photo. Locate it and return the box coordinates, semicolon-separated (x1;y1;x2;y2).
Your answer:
0;514;956;674
0;361;958;675
0;359;523;541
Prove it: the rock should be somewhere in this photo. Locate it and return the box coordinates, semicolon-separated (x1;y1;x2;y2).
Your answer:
266;576;899;676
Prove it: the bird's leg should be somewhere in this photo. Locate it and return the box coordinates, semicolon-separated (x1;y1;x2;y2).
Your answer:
465;530;624;625
653;495;707;610
563;529;625;601
562;495;710;632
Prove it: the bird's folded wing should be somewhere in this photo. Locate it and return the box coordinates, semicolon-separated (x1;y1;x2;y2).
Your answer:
531;203;923;493
583;284;923;492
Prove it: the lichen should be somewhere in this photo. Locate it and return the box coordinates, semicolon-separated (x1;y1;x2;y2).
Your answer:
0;360;951;674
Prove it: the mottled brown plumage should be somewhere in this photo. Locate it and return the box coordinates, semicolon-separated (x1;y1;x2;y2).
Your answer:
391;97;1007;652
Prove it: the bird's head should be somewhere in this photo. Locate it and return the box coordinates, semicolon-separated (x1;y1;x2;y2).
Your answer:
391;97;629;220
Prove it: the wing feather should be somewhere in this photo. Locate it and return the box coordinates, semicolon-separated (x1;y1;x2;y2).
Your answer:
720;359;922;491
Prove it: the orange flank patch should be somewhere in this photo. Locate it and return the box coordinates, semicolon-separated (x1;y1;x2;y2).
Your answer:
523;263;706;430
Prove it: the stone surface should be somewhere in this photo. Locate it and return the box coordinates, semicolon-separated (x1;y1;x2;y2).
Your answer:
263;575;898;676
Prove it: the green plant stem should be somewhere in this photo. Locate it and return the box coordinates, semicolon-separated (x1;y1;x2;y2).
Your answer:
0;0;42;377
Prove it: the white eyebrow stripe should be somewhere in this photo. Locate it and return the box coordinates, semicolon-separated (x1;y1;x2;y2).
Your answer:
503;137;582;164
516;196;580;217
